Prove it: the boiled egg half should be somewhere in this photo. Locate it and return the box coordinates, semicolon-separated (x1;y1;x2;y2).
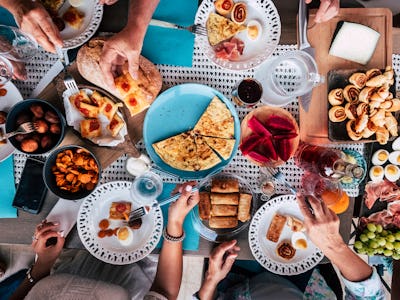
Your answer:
369;165;384;183
389;151;400;165
371;149;389;166
392;137;400;151
384;164;400;182
117;226;134;246
247;20;262;41
291;232;308;250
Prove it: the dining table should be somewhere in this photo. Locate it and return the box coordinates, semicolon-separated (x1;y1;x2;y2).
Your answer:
0;0;399;297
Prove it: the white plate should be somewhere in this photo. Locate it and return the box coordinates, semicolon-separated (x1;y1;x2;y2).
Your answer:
63;88;127;147
59;1;103;50
195;0;281;70
77;181;163;265
248;195;324;275
0;82;23;162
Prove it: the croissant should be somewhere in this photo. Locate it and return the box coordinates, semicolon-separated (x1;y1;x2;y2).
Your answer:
328;88;344;106
355;112;369;133
362;121;377;138
344;103;358;120
329;106;347;122
366;75;388;87
369;100;381;109
380;100;392;110
370;92;386;103
375;126;389;145
346;120;363;141
370;108;386;127
358;86;375;103
385;112;398;137
349;72;367;89
365;68;382;80
383;66;394;80
386;99;400;112
356;103;368;116
343;85;360;103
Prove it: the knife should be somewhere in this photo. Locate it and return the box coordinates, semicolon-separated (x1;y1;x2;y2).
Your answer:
298;0;315;112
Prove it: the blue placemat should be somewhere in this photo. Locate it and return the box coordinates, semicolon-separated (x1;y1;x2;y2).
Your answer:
142;0;197;67
0;156;17;218
156;183;199;251
0;7;16;26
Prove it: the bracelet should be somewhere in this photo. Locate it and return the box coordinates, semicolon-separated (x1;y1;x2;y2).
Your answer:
26;266;36;284
162;227;185;243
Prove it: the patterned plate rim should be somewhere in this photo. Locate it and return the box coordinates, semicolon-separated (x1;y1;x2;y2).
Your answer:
195;0;281;70
77;181;163;265
62;2;103;50
248;195;324;275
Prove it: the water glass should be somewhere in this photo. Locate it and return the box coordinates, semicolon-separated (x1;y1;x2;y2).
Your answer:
0;25;38;62
130;171;163;205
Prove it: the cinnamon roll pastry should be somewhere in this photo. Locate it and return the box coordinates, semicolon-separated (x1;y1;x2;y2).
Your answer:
366;75;387;87
356;103;369;116
329;106;347;122
375;126;389;145
349;72;367;89
385;112;398;137
344;103;358;120
328;88;344;106
276;241;296;260
343;85;360;103
386;99;400;112
358;86;375;103
355;112;369;133
362;121;377;138
346;120;363;141
214;0;234;15
365;68;382;81
231;2;247;25
370;108;386;127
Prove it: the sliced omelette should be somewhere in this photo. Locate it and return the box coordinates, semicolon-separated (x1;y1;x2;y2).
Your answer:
202;136;235;160
206;12;246;46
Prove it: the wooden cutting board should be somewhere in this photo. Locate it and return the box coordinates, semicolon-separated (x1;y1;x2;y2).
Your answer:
299;8;393;145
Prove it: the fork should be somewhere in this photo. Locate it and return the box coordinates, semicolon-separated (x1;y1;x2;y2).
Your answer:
0;122;35;141
261;167;297;195
56;46;79;94
128;187;199;224
149;19;207;36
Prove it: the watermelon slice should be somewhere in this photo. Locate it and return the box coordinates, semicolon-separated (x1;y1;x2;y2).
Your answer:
273;132;298;140
264;115;295;132
239;133;261;155
257;136;278;161
275;138;292;161
247;116;272;138
247;150;271;163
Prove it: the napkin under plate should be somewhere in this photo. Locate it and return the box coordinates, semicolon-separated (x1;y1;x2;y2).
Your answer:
0;156;17;218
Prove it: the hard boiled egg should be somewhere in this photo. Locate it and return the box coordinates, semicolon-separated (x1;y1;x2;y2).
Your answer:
291;232;308;250
389;151;400;165
117;226;134;246
392;137;400;151
384;164;400;182
369;165;384;183
247;20;262;41
371;149;389;166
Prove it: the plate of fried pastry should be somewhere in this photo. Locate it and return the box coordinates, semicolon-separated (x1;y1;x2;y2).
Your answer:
249;195;323;275
144;83;240;179
327;66;398;144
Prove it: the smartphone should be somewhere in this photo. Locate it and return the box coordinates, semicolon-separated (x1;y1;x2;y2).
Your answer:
12;157;47;214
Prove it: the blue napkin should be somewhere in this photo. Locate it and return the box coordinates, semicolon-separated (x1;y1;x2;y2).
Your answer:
0;156;17;218
0;7;16;26
142;0;198;67
156;183;199;251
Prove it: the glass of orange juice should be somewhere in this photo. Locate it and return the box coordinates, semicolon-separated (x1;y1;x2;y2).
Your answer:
302;172;349;214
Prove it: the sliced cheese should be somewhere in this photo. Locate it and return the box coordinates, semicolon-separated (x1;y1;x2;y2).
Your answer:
329;22;380;65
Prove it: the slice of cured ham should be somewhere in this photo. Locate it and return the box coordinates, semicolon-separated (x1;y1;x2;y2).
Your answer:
214;37;245;61
364;180;400;209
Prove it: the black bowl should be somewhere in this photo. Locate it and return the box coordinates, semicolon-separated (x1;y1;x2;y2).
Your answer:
5;99;66;155
43;145;102;200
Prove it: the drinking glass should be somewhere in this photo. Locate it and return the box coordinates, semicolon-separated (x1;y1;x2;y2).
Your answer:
130;171;163;205
232;78;263;107
302;172;343;205
0;56;13;85
0;25;38;62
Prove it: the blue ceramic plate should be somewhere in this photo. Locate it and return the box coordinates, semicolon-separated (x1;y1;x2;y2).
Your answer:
340;149;367;189
143;83;240;179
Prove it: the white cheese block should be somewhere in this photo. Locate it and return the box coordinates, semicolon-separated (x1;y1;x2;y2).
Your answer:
329;22;380;65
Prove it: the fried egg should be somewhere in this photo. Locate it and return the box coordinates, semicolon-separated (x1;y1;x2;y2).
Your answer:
384;164;400;182
371;149;389;166
247;20;262;41
392;137;400;151
389;151;400;165
291;232;308;250
369;165;384;182
117;226;134;246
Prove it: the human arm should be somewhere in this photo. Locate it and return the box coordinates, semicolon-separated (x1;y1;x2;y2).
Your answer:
305;0;340;23
150;183;199;299
0;0;62;52
197;240;240;300
9;220;65;300
100;0;159;89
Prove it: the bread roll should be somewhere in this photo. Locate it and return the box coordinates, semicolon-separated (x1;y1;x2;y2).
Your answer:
211;178;239;193
211;204;237;217
238;193;252;222
209;216;238;229
210;193;239;205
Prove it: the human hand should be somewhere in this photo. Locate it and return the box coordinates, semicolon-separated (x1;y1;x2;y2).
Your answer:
99;0;119;4
296;194;345;253
99;28;142;89
9;59;27;81
32;220;65;266
305;0;340;23
7;0;62;53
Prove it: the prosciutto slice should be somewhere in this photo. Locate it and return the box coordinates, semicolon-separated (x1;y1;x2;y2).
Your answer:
364;180;400;209
214;37;245;61
361;200;400;229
